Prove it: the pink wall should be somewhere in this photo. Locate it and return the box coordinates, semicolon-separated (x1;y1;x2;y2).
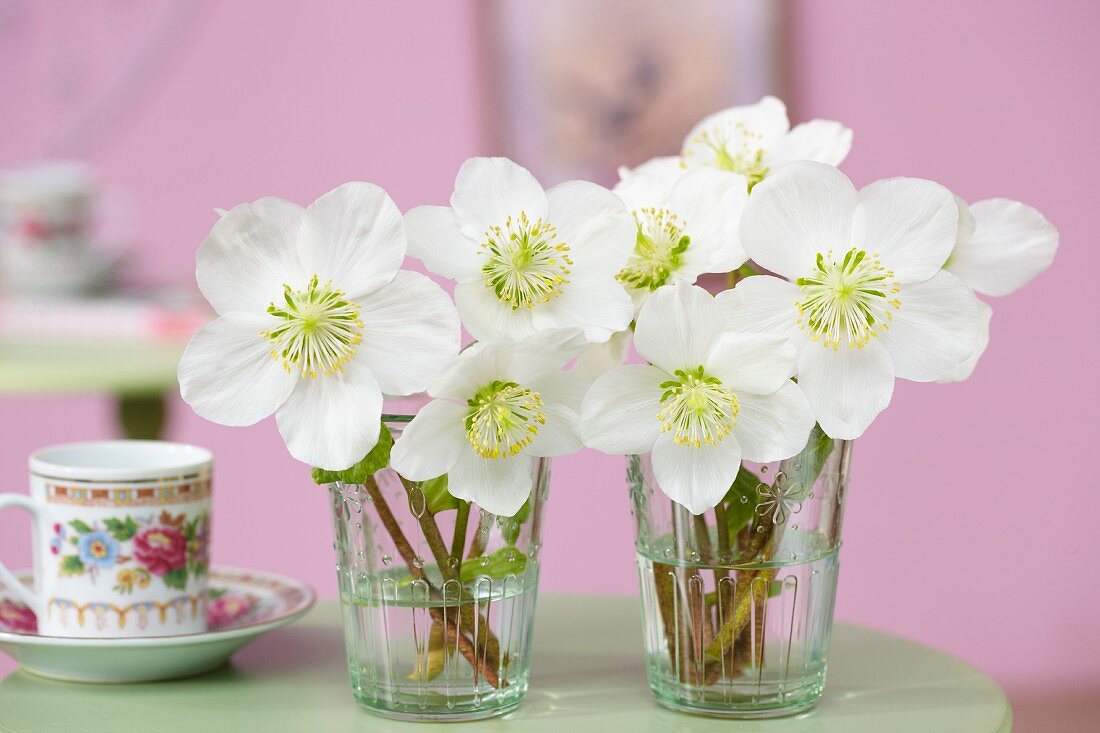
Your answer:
2;0;1098;700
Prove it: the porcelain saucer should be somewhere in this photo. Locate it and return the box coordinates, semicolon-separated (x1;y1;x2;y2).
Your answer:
0;566;315;683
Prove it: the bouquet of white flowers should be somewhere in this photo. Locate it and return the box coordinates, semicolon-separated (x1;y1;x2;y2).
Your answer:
178;96;1056;720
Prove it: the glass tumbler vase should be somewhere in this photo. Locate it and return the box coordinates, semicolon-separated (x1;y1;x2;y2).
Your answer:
630;428;851;718
328;417;549;721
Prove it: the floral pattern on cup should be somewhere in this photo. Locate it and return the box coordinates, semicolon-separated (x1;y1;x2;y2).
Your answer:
55;510;209;590
0;599;37;633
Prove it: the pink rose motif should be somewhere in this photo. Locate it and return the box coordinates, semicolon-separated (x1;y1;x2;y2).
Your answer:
207;594;254;629
0;600;38;633
133;525;187;577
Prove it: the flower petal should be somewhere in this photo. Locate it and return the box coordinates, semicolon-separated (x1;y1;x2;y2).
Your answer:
403;205;482;282
428;339;502;402
706;332;797;395
614;156;682;209
954;195;976;251
945;198;1058;297
297;182;405;299
618;156;683;186
716;275;805;345
547;180;635;278
390;399;468;480
740;161;858;280
275;359;383;470
451;157;547;238
580;365;667;454
936;299;993;383
508;329;589;381
682;96;790;167
196;197;306;315
447;451;534;517
851;177;957;283
354;270;461;395
428;331;584;402
633;281;726;372
665;168;749;275
797;340;895;439
651;433;743;515
733;382;815;463
877;271;981;382
178;313;297;426
527;371;589;457
573;328;632;380
766;119;853;169
529;276;634;344
454;280;537;341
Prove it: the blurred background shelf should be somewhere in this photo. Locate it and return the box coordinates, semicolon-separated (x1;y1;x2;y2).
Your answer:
0;338;187;439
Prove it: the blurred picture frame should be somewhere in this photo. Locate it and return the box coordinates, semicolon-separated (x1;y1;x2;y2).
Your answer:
481;0;787;186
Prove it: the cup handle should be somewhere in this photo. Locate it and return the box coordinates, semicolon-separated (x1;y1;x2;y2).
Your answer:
0;494;44;616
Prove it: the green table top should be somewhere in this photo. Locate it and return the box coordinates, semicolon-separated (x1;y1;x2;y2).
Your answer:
0;596;1011;732
0;339;184;395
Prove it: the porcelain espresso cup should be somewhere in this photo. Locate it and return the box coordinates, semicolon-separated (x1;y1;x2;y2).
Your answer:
0;441;212;637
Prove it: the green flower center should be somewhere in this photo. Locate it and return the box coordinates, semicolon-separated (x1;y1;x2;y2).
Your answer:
617;208;691;291
683;122;769;190
465;380;546;459
658;366;739;448
263;275;363;378
796;248;901;350
481;212;572;310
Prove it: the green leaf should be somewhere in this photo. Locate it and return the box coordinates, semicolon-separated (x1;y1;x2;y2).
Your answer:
459;547;527;584
104;516;137;541
722;466;763;536
162;567;188;590
183;517;198;541
501;498;532;545
783;424;835;501
68;519;92;534
311;423;394;485
421;475;460;515
408;623;452;682
208;587;227;599
59;555;85;576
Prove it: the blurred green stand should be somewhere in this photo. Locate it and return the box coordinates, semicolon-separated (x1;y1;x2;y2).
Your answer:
0;596;1011;732
0;339;184;439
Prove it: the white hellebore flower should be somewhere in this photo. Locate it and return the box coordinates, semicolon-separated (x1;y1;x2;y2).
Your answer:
404;157;635;344
574;165;750;380
721;161;981;439
613;166;749;300
938;197;1058;381
178;183;460;470
390;330;589;517
581;282;815;515
681;96;853;191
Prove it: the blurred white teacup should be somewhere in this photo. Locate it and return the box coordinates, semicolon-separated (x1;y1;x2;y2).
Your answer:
0;161;97;251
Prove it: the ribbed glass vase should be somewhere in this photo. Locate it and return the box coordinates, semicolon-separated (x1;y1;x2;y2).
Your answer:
329;417;549;721
630;427;851;718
